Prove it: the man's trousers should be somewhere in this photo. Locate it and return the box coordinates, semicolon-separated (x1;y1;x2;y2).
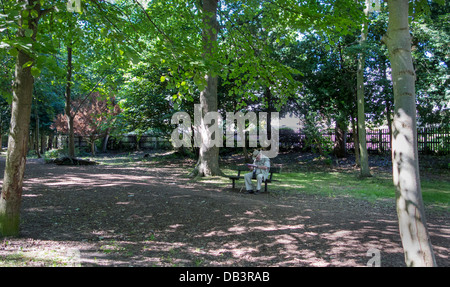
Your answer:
244;172;265;191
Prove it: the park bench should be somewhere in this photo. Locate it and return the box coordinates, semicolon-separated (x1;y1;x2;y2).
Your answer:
228;165;281;193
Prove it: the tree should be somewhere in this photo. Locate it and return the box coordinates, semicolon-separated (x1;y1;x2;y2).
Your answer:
64;44;76;157
54;92;120;155
30;68;65;156
285;32;357;157
0;0;130;236
383;0;436;266
0;0;48;236
58;13;115;158
191;0;222;177
356;0;371;177
45;0;138;158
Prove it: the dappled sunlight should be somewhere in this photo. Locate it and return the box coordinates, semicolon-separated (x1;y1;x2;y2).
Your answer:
23;164;189;191
5;214;410;267
278;183;306;189
22;193;43;198
0;240;84;267
159;209;405;266
1;156;448;267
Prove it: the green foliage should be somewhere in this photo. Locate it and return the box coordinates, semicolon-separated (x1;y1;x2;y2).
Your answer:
116;60;186;136
0;1;61;76
43;148;62;159
302;112;334;156
31;66;65;133
0;0;447;148
411;1;450;127
284;31;357;130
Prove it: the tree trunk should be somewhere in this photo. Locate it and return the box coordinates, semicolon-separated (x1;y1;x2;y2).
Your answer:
191;0;222;177
351;114;360;166
193;74;222;177
0;123;3;151
381;56;393;151
47;131;54;150
383;0;436;266
34;101;41;158
102;129;110;153
90;140;96;156
0;1;39;236
356;0;371;177
40;133;45;155
65;45;75;158
264;87;273;141
334;119;347;158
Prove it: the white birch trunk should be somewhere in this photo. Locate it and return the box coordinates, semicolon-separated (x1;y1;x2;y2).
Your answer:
383;0;436;266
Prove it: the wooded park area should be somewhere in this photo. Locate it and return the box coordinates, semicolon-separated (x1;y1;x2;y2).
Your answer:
0;0;448;269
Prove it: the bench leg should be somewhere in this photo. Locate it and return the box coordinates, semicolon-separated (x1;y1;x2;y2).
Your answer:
232;179;235;189
264;181;268;193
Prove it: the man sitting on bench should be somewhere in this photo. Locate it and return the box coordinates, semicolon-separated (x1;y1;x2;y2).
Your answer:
245;150;270;194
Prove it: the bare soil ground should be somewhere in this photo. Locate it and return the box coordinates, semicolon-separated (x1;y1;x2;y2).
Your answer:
0;152;448;267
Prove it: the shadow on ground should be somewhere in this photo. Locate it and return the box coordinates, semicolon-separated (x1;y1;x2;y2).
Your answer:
0;157;448;267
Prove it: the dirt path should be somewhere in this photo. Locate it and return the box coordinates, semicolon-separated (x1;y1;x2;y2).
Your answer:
1;157;449;266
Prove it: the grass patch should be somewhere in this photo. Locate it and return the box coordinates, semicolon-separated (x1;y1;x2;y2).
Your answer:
220;167;449;210
0;248;81;267
421;180;450;211
277;172;395;199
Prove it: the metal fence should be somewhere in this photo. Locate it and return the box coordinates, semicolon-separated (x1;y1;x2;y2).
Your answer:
279;127;450;154
49;127;449;155
106;135;172;150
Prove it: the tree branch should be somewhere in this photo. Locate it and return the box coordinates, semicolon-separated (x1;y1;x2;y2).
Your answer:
72;73;108;116
132;0;174;46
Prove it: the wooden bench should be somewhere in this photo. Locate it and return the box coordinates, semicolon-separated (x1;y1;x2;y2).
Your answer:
228;166;281;193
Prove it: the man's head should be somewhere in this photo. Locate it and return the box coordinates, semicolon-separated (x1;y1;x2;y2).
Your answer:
252;150;261;161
